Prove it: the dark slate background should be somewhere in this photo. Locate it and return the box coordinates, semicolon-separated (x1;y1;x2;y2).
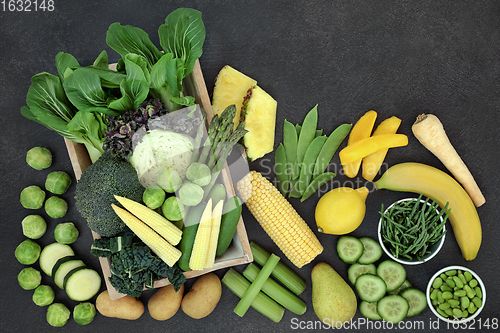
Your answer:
1;1;499;332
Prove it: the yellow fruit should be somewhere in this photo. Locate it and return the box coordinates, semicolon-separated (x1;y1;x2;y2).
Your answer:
240;86;277;161
315;187;369;235
211;65;257;129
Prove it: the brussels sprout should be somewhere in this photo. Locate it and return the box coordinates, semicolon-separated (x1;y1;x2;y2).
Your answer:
178;182;204;206
21;215;47;239
44;196;68;219
54;222;79;244
157;168;182;193
20;185;46;209
142;186;166;209
45;171;72;195
26;147;52;170
73;302;96;325
162;196;186;221
186;162;211;186
46;303;70;327
17;267;42;290
15;239;41;265
33;285;55;306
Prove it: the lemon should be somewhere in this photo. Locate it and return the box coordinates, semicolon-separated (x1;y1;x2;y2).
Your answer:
315;187;369;235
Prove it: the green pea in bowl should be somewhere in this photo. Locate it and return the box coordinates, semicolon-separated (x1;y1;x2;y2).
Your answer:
378;197;447;265
426;266;486;324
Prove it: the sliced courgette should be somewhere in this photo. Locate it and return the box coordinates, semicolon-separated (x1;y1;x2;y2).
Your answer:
359;301;382;320
337;235;364;264
64;266;101;301
377;294;409;324
400;288;427;317
376;260;406;292
355;273;387;302
348;263;377;285
357;237;382;264
52;256;86;289
39;243;74;276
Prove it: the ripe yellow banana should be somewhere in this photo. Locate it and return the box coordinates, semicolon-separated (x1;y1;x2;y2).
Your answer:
374;162;481;261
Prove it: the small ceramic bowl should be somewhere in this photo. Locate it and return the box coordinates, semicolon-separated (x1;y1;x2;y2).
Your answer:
378;198;446;265
426;265;486;324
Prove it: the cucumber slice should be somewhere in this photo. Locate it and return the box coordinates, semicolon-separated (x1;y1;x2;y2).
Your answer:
359;301;382;320
52;256;86;289
377;295;409;324
357;237;382;264
64;267;101;301
389;279;412;295
355;273;387;302
39;243;74;276
337;236;364;264
400;288;427;317
347;263;376;285
376;260;406;292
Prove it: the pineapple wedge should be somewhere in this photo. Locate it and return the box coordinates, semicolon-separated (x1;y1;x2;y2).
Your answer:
212;65;257;129
241;86;277;161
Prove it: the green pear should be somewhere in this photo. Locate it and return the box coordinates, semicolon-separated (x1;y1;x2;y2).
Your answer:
311;262;357;328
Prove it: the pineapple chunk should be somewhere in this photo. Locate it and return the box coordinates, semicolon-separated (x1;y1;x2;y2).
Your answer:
241;86;277;161
212;66;257;129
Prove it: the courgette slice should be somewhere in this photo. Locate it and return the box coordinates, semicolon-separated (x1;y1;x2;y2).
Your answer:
359;301;382;320
64;267;101;301
377;294;409;324
39;243;74;276
52;256;86;289
400;288;427;317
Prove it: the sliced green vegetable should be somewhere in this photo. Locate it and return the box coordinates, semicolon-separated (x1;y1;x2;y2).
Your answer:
243;263;306;315
250;241;306;295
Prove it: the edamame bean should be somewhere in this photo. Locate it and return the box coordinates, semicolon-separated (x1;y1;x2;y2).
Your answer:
442;291;453;299
472;296;482;308
452;308;463;318
433;277;443;288
453;275;464;288
458;272;467;285
464;285;476;298
445;278;455;288
474;286;482;299
454;290;467;297
430;288;438;300
437;308;449;318
447;299;460;308
468;302;477;314
444;308;454;316
437;291;444;303
440;273;447;280
439;302;450;310
464;271;473;282
469;279;478;288
440;284;452;292
461;296;470;309
445;269;457;276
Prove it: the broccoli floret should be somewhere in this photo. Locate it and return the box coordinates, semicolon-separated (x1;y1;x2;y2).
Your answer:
75;152;144;237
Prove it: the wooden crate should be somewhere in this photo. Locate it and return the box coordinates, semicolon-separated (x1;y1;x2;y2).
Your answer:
64;60;253;300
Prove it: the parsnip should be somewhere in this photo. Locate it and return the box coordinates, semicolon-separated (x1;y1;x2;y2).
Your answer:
412;113;485;207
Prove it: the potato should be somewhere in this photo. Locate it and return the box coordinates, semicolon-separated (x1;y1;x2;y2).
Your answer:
148;284;184;320
95;290;144;320
181;273;221;319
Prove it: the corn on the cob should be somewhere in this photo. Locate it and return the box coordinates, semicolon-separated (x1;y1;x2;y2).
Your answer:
237;171;323;268
111;204;182;266
189;199;213;270
204;200;224;268
114;195;182;246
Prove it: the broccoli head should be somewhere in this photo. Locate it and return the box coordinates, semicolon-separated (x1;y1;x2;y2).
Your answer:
75;151;144;237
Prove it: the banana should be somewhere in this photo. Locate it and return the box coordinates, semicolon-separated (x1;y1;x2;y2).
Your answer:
374;162;481;261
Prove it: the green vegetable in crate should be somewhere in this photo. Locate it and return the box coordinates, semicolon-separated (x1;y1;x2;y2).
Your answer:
177;204;205;272
26;147;52;170
216;196;242;256
157;168;183;193
75;151;144;237
142;186;166;209
15;239;41;265
18;267;42;290
178;182;204;206
45;171;72;195
45;196;68;219
21;215;47;239
186;162;211;186
20;185;45;209
162;196;186;221
54;222;79;244
33;285;55;306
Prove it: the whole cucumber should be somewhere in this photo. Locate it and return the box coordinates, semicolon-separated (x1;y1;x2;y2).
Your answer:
216;196;242;257
177;203;206;271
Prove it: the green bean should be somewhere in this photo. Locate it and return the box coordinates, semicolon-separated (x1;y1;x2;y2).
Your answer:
300;172;336;202
312;123;352;179
298;135;327;194
274;143;289;195
295;105;318;174
283;120;298;180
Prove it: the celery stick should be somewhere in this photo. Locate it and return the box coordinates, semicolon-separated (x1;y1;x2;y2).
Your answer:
233;254;280;317
243;263;307;315
222;268;284;323
250;241;306;294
